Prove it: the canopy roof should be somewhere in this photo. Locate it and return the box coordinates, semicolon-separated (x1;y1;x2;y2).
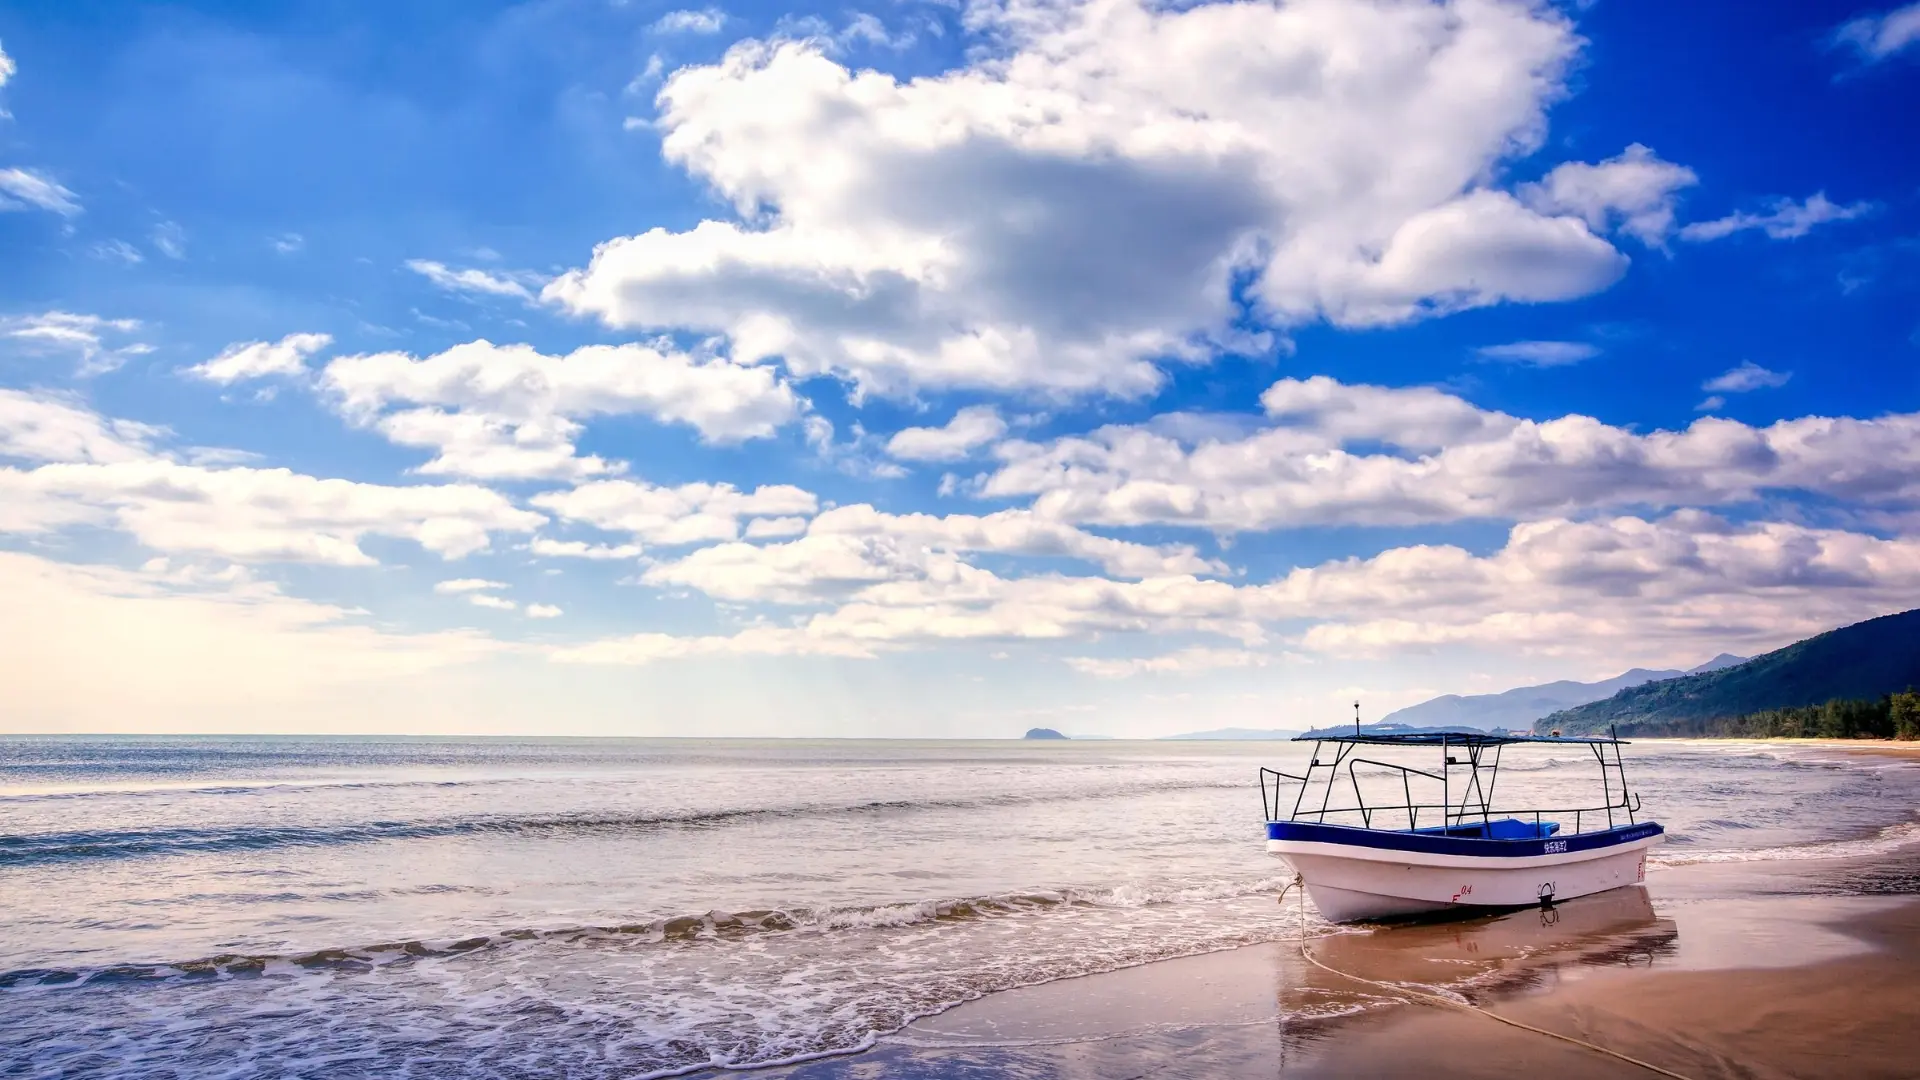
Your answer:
1293;726;1625;747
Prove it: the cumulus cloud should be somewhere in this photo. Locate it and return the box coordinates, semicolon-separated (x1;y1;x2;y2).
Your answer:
406;259;546;301
639;503;1222;605
1680;193;1873;242
467;593;518;611
1832;2;1920;64
532;477;818;545
1521;144;1697;246
0;167;81;217
601;512;1920;666
434;578;509;594
984;375;1920;531
0;394;543;563
525;603;563;619
652;7;726;34
886;406;1008;461
0;389;161;465
0;39;13;90
1;311;151;375
2;461;544;564
1474;340;1600;367
321;339;803;479
187;333;333;384
530;538;644;559
548;0;1640;397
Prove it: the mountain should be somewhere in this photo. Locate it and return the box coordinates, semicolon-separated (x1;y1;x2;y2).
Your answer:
1159;727;1303;740
1022;727;1069;740
1378;653;1747;732
1538;609;1920;735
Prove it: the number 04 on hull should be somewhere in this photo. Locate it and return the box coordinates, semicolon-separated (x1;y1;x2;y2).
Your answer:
1261;728;1663;923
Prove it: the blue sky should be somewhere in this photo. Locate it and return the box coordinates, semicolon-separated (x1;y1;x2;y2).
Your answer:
2;0;1917;736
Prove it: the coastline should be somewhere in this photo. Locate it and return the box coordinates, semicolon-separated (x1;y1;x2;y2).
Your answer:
750;840;1920;1078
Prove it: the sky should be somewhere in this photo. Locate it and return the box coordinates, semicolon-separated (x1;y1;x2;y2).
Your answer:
1;0;1917;737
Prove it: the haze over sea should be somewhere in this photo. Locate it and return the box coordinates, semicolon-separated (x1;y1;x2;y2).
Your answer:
4;735;1916;1078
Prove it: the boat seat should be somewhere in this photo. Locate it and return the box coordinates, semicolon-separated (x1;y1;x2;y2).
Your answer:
1409;817;1562;840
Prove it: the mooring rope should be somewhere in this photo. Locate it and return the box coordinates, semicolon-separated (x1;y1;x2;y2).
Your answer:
1281;876;1694;1080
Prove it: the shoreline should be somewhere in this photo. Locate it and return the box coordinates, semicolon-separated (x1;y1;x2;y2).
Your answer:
751;840;1920;1078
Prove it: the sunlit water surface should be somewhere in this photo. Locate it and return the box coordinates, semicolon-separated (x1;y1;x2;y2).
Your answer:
1;736;1915;1077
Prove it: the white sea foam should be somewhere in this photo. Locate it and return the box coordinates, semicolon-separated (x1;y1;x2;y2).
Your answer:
1652;811;1920;867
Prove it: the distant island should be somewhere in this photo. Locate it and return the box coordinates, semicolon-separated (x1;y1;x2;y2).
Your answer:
1540;608;1920;740
1158;727;1301;740
1022;727;1070;740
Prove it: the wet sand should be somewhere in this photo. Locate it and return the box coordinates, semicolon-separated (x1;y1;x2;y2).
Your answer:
755;849;1920;1079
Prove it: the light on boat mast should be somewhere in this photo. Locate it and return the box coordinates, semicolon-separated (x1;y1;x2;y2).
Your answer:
1353;700;1360;736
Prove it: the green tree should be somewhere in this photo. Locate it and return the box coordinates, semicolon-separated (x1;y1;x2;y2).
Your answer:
1893;690;1920;741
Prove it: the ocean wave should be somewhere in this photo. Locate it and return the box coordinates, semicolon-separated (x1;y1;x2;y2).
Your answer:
0;778;1246;866
0;874;1300;992
1650;811;1920;867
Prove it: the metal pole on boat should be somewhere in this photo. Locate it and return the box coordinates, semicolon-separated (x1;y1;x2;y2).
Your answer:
1354;700;1360;737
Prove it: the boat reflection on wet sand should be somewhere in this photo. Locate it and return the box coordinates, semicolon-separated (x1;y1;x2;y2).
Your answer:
1282;883;1678;1032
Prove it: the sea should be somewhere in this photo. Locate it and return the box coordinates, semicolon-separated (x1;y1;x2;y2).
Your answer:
2;735;1917;1078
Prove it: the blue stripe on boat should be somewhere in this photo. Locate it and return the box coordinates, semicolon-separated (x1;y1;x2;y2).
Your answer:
1266;819;1662;858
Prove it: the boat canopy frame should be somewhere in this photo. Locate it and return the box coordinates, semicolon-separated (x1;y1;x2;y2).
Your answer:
1260;727;1643;837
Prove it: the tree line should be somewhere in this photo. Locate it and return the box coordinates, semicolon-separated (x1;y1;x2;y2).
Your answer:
1612;690;1920;740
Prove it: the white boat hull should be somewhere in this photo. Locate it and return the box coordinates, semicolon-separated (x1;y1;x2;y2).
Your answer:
1269;831;1662;923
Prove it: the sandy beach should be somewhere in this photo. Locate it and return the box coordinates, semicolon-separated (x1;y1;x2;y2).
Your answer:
758;840;1920;1078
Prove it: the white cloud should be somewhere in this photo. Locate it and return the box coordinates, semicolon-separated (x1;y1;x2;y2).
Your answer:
1474;340;1600;367
468;593;518;611
639;504;1222;604
92;239;144;265
2;397;543;564
525;603;563;619
1066;646;1270;678
0;40;14;90
1;311;151;375
1833;2;1920;64
320;339;803;478
1679;193;1873;242
1694;395;1725;414
661;512;1920;664
434;578;509;594
151;221;187;259
984;375;1920;531
1521;144;1697;246
406;259;545;301
187;333;333;384
744;515;808;538
273;233;306;254
551;625;872;664
1702;361;1791;394
1268;513;1920;660
0;388;161;465
533;477;818;545
2;460;544;565
652;8;727;34
886;405;1008;461
0;167;81;216
548;0;1639;397
530;538;643;559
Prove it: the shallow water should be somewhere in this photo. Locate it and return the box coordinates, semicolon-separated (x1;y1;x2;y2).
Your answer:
1;736;1916;1078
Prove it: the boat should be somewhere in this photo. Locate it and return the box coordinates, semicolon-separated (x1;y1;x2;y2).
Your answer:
1261;726;1663;922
